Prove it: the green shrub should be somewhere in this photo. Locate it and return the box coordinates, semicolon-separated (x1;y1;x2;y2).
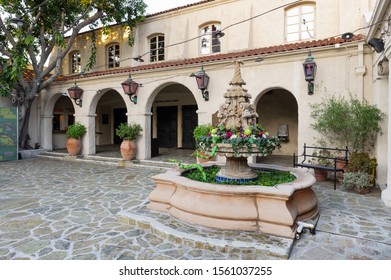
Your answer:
115;122;142;140
347;152;372;173
193;124;213;145
66;122;87;139
342;172;374;192
310;94;385;153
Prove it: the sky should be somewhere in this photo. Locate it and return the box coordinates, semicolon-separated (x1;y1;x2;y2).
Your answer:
144;0;201;14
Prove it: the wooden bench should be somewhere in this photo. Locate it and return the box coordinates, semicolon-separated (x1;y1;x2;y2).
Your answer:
293;144;349;190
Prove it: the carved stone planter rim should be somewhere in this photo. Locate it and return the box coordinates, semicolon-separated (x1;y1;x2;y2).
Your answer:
207;143;271;157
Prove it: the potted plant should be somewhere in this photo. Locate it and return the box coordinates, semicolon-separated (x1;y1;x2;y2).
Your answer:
341;172;374;194
193;124;215;163
310;94;385;152
115;122;143;160
347;152;372;173
310;93;385;177
66;122;87;156
308;148;333;181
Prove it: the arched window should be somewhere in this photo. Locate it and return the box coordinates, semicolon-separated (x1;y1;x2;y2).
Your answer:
200;22;221;55
70;51;81;74
286;3;315;42
149;34;165;62
107;43;120;68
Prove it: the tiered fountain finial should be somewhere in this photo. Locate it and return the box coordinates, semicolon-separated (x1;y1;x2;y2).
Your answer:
214;61;268;183
217;60;258;130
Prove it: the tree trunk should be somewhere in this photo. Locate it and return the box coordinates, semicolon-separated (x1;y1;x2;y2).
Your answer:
18;98;34;149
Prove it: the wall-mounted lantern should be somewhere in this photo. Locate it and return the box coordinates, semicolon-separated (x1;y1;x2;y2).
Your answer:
190;65;210;101
303;50;317;95
368;38;385;53
67;82;83;107
121;74;140;104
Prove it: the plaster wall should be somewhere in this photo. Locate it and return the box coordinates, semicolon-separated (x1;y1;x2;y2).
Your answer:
54;0;375;75
36;0;389;184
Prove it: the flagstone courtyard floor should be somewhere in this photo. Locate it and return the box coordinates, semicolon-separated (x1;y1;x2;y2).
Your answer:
1;155;391;260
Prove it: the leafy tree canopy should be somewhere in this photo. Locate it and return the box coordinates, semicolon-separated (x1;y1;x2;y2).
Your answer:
0;0;146;149
0;0;147;97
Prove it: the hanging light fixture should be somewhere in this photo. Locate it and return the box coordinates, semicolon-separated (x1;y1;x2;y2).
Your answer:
368;38;385;53
190;65;210;101
121;74;140;104
302;50;317;95
67;82;84;107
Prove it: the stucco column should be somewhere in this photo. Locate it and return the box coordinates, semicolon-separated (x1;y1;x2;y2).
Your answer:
127;111;152;160
383;41;391;207
75;114;96;155
40;114;53;150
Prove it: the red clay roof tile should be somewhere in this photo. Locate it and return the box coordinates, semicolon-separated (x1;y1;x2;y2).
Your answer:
53;34;364;82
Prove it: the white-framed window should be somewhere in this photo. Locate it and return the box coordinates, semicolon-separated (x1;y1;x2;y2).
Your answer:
107;43;120;68
70;51;81;74
150;34;165;62
286;4;315;42
200;23;221;55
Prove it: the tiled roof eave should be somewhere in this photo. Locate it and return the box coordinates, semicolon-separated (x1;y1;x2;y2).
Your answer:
146;0;215;17
55;34;365;82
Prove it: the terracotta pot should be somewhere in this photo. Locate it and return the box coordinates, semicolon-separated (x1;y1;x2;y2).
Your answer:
335;158;349;182
120;140;137;160
354;186;371;194
336;158;349;171
314;169;328;181
196;151;215;163
66;138;81;156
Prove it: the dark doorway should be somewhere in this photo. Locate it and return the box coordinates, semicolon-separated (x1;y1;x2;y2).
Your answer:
182;105;198;149
113;108;127;144
157;106;177;148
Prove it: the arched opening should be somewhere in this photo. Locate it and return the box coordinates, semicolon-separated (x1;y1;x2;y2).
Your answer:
94;89;127;154
150;84;198;157
256;88;298;164
52;96;74;150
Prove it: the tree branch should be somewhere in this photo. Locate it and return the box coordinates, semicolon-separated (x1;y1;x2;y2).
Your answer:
0;46;13;58
0;17;17;47
25;11;42;38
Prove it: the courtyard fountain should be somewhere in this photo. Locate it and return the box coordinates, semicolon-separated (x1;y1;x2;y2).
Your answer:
148;61;318;238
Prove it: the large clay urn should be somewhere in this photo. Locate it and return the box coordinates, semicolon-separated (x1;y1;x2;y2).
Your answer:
120;140;137;160
66;138;82;156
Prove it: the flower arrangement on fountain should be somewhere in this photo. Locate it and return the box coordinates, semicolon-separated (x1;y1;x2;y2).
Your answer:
197;124;281;158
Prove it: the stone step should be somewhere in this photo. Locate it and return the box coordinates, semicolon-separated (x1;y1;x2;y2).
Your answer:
118;206;293;259
38;151;67;158
38;151;173;170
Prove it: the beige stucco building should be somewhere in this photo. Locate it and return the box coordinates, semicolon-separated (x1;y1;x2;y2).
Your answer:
5;0;391;204
366;0;391;206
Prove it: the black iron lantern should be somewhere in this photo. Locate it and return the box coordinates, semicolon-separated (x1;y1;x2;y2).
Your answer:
190;65;209;101
368;38;385;53
303;51;317;95
67;82;83;107
121;74;139;104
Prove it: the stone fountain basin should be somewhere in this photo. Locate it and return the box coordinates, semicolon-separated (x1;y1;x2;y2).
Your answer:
148;163;318;239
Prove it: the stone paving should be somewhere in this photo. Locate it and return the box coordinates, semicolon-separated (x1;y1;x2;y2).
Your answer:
0;157;391;260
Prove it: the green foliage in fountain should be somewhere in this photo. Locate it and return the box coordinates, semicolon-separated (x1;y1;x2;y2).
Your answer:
184;165;295;186
170;160;295;186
